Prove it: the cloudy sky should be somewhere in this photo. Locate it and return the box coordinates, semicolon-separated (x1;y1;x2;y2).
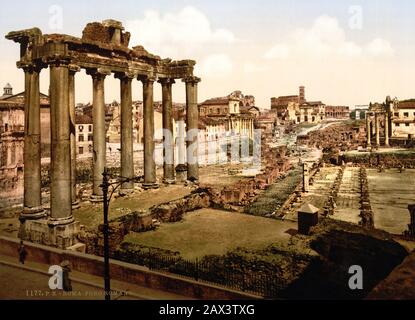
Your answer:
0;0;414;108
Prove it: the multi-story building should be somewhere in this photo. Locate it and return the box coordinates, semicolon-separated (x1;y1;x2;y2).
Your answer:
391;99;415;139
0;83;50;207
75;114;93;157
271;86;325;124
199;91;256;141
325;106;350;119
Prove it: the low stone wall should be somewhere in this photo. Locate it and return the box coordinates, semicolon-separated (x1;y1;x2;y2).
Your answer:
0;236;259;300
151;190;211;222
343;151;415;168
79;211;154;256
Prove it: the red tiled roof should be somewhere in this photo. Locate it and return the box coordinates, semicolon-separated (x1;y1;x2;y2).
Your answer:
398;101;415;109
75;114;93;124
201;97;229;105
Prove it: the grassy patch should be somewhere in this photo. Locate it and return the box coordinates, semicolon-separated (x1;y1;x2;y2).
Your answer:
123;209;296;259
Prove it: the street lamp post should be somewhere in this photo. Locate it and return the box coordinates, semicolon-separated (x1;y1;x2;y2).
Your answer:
100;167;142;301
102;168;111;301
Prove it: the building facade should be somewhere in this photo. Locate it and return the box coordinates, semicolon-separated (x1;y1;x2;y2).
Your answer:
271;86;325;124
0;84;50;208
325;106;350;119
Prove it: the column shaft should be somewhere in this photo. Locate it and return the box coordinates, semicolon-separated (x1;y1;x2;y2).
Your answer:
384;112;389;146
161;79;175;183
142;77;157;188
69;66;79;208
120;76;134;192
22;66;45;218
184;77;201;182
375;113;380;146
90;71;108;199
49;64;72;221
366;115;371;145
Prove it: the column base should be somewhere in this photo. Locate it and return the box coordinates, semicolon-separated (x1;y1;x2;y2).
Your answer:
119;188;134;196
20;206;47;221
90;194;104;203
163;178;176;185
186;179;200;186
20;217;80;249
72;200;81;210
175;164;187;183
142;183;159;190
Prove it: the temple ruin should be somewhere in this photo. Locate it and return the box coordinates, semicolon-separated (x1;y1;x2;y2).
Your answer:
6;20;201;249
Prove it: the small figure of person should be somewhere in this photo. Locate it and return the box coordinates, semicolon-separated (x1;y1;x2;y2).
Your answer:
60;260;73;292
18;240;27;265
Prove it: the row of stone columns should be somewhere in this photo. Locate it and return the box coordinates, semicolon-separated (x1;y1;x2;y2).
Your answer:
20;61;201;226
366;112;390;147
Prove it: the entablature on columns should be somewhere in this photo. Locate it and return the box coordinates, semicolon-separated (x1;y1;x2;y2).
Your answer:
6;20;198;81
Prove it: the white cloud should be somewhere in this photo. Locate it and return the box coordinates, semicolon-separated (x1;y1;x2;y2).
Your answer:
264;44;290;59
365;38;395;57
196;54;233;78
125;6;236;59
264;15;393;60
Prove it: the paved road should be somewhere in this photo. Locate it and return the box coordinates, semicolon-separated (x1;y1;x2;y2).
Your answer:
0;254;190;300
0;263;121;300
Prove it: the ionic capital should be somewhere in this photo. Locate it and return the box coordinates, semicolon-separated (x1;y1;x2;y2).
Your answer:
18;61;45;73
114;70;137;80
138;74;156;84
182;76;201;85
46;56;71;68
158;78;176;86
86;67;111;80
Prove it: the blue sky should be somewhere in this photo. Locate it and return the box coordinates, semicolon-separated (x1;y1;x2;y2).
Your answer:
1;0;414;107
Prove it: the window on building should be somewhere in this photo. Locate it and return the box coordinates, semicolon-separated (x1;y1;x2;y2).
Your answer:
88;145;93;153
406;123;410;127
404;112;409;117
79;147;84;154
78;135;84;142
88;134;93;142
79;125;84;132
4;124;8;132
88;125;92;132
394;112;399;117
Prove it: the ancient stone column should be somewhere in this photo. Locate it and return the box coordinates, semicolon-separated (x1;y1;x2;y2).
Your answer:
116;72;135;194
69;65;80;209
375;113;380;146
175;112;187;183
88;68;111;201
183;76;201;182
366;115;371;146
159;78;175;184
49;61;73;224
384;112;390;147
303;162;309;192
140;76;158;189
20;64;46;220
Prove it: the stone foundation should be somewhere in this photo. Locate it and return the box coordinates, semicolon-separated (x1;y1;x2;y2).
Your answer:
20;218;80;249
